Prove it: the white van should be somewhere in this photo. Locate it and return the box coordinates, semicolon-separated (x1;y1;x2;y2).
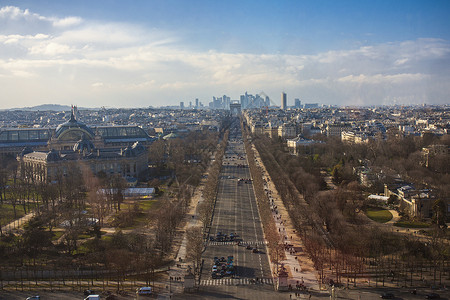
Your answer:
84;295;100;300
136;286;152;295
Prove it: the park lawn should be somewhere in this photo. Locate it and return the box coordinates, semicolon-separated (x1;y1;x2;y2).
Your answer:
117;199;157;229
51;231;64;241
394;220;430;228
139;199;156;211
0;203;26;225
366;208;393;223
100;235;113;242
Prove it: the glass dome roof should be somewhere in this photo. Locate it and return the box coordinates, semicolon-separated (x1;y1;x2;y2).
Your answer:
55;112;95;140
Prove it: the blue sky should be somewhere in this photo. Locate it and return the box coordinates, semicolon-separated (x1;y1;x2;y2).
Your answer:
0;0;449;108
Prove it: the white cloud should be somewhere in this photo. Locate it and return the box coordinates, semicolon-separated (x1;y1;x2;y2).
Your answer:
337;73;428;84
30;42;73;56
52;16;82;27
91;82;104;88
0;5;449;108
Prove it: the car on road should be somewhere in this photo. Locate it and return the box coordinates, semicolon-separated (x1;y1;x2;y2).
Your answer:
380;292;395;299
426;293;440;299
246;245;252;250
26;296;40;300
136;286;152;296
252;247;258;253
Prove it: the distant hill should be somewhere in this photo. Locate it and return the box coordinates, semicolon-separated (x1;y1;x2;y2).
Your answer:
6;104;95;111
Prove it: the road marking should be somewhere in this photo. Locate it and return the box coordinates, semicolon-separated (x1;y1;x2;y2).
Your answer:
208;241;268;246
200;278;273;286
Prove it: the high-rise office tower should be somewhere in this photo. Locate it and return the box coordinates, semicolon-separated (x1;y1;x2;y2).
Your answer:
195;98;199;108
295;98;301;108
281;92;287;110
180;101;184;109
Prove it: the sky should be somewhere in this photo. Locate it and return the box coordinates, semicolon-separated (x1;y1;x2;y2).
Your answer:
0;0;449;109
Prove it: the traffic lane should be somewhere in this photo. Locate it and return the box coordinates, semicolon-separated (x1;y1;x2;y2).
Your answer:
201;130;270;283
0;291;132;300
231;165;269;278
185;285;292;300
204;194;259;272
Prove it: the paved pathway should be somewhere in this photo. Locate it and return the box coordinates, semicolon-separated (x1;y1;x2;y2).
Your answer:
1;210;35;234
158;169;210;298
252;145;320;292
386;209;400;224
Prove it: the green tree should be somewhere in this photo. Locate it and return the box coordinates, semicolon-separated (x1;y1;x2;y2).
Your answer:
22;216;53;259
331;163;343;184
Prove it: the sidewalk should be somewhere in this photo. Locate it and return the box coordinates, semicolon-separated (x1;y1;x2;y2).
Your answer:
1;210;35;235
158;167;210;298
252;145;320;292
385;209;400;224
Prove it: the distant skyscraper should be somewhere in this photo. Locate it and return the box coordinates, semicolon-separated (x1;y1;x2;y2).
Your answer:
180;101;184;109
295;98;301;108
281;92;287;110
195;98;199;108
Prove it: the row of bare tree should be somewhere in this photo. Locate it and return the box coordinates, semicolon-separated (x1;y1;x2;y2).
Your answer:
249;131;450;287
241;124;285;268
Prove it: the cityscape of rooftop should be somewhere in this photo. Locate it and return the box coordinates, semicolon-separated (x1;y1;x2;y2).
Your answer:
0;2;449;299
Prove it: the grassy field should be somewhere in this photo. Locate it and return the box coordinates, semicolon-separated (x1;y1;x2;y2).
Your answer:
366;207;393;223
112;199;157;229
394;220;430;228
0;204;26;225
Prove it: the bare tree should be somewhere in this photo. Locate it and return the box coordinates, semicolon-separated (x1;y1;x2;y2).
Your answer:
186;226;203;275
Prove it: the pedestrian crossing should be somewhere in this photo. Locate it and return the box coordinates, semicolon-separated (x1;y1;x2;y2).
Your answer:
208;241;268;246
200;277;273;286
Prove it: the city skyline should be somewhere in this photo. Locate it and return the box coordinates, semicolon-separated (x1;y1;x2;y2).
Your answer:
0;0;449;109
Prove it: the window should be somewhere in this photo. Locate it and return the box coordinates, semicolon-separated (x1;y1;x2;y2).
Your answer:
0;132;7;141
18;131;28;141
119;127;127;136
40;130;49;139
29;130;39;140
9;131;18;141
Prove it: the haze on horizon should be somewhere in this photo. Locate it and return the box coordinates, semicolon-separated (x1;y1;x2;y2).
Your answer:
0;0;449;109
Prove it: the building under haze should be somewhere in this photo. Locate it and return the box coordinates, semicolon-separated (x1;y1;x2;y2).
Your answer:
18;138;148;184
281;92;287;110
0;110;154;157
3;109;153;183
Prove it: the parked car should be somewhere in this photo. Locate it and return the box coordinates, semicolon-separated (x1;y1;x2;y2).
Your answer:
26;296;40;300
426;293;440;299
